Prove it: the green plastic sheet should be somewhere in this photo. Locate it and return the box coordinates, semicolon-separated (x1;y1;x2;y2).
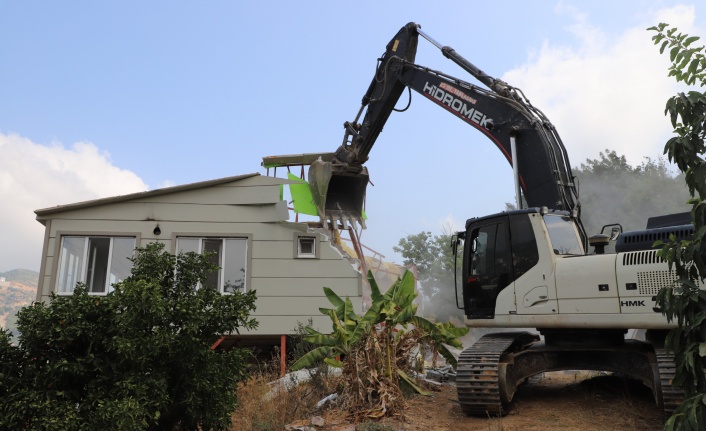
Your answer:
287;173;319;216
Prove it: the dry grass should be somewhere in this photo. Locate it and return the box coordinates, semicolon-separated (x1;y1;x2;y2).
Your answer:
230;363;341;431
231;366;664;431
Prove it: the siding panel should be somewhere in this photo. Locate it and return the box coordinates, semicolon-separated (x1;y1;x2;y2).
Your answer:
250;277;360;297
48;220;309;241
252;239;349;260
252;296;363;316
251;258;357;278
132;184;280;205
240;315;334;335
49;202;289;223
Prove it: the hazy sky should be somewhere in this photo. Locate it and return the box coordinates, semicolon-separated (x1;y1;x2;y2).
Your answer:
1;1;704;271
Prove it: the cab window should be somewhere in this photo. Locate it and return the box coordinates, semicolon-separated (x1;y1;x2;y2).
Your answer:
544;215;584;255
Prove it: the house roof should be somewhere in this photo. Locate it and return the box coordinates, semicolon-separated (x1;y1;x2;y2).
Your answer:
261;152;335;169
34;172;281;217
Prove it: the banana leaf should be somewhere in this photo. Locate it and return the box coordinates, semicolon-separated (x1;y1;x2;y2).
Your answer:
290;346;336;371
396;368;431;396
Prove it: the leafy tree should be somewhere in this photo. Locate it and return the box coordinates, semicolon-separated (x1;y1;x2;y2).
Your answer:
0;242;258;431
393;228;464;321
573;149;689;236
648;23;706;430
393;231;449;285
290;270;468;419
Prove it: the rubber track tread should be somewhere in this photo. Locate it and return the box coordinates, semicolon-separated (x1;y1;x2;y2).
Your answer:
456;333;519;416
655;348;684;417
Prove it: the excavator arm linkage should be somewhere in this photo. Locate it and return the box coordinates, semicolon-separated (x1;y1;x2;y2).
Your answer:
309;22;584;245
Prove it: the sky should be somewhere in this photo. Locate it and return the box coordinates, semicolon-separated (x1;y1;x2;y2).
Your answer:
1;1;704;272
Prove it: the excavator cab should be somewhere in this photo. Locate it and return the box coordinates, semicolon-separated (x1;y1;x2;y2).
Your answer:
462;212;540;319
459;209;584;320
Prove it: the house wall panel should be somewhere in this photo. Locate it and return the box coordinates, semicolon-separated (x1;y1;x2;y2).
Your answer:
46;201;289;223
46;220;310;242
132;184;281;205
240;315;334;335
251;296;363;316
252;239;349;260
251;258;357;278
250;276;360;297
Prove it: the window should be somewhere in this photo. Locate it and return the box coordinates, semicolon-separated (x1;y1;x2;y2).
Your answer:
56;236;136;294
544;215;584;255
296;236;317;258
176;237;248;293
470;223;510;277
509;214;539;278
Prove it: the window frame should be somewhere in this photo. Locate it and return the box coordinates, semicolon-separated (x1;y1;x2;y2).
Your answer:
294;234;320;259
294;233;319;259
53;232;139;296
173;233;252;294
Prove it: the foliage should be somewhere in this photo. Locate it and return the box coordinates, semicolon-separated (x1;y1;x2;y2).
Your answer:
0;269;40;287
290;270;468;419
573;149;689;236
0;242;258;431
394;232;450;285
0;270;39;338
393;227;466;322
648;23;706;430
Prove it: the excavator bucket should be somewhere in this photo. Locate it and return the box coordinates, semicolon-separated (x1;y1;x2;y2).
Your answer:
308;158;368;229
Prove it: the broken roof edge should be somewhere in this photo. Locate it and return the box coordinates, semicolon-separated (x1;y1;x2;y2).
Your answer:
34;172;282;217
261;152;335;169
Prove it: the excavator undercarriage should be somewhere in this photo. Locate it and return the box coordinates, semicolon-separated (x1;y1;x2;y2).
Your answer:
456;331;681;417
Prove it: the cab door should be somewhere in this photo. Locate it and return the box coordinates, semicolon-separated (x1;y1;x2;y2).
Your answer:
463;216;512;319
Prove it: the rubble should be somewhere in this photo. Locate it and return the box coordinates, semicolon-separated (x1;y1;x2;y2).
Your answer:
266;367;342;400
424;365;457;383
316;393;338;409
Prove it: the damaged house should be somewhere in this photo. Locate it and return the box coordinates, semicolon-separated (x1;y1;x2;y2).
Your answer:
33;173;365;365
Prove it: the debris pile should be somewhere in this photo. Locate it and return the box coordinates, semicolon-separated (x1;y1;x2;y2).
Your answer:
424;365;457;383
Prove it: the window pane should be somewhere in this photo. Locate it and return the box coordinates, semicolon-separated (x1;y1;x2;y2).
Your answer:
495;223;509;274
298;237;315;256
472;226;496;275
57;237;86;293
224;239;247;293
86;238;110;293
109;238;136;289
202;239;222;290
544;215;584;255
510;214;539;279
177;238;199;254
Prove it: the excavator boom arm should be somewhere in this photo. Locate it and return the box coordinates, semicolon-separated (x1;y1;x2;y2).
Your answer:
311;22;584;244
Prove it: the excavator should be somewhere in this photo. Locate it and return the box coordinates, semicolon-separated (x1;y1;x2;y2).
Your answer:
307;22;695;417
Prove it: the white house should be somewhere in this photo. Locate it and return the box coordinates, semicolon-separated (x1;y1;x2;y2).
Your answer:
34;173;364;344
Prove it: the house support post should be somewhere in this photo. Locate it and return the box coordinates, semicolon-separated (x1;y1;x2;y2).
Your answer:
280;335;287;377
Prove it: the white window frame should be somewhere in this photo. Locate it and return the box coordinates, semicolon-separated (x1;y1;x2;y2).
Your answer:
175;236;249;293
55;235;136;296
294;234;318;259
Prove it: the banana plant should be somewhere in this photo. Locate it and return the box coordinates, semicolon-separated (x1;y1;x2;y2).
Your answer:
290;269;468;400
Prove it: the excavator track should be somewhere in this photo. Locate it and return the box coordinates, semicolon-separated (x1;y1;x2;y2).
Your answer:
655;348;684;417
456;332;536;416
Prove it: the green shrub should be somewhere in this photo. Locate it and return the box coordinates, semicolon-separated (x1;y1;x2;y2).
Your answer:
0;242;257;431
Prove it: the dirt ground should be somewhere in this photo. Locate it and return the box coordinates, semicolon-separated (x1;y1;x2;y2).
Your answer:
306;371;665;431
